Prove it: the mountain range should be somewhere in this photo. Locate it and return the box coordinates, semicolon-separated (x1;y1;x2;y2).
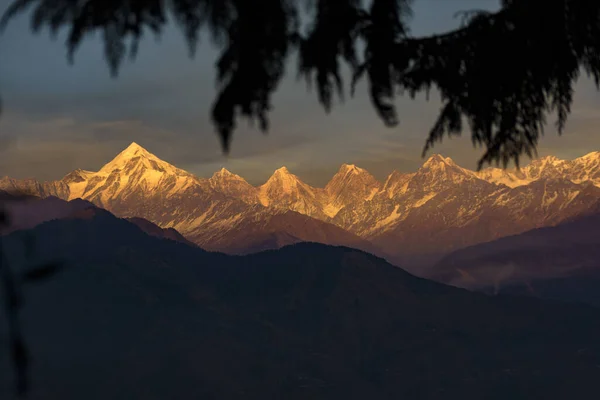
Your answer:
2;209;600;399
3;145;600;398
431;212;600;306
2;143;600;270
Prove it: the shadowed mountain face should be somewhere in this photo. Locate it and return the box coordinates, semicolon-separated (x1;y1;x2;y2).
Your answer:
191;209;380;255
431;213;600;306
2;143;600;268
2;214;600;399
0;196;99;234
125;217;197;247
0;195;193;248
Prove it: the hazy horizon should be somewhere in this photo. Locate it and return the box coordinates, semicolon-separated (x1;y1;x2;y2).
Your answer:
2;140;599;187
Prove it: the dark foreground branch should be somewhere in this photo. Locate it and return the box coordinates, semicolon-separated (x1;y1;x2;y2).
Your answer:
1;0;599;168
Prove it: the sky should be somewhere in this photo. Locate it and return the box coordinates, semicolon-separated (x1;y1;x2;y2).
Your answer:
1;0;600;186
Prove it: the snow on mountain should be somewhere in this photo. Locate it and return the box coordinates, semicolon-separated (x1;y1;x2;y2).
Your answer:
566;151;600;184
334;154;494;239
323;153;600;267
521;155;570;181
416;154;480;187
209;168;259;203
63;142;205;206
258;166;329;219
2;144;600;267
478;152;600;187
372;178;600;260
476;168;531;188
323;164;381;217
382;170;414;198
190;208;380;256
0;176;69;198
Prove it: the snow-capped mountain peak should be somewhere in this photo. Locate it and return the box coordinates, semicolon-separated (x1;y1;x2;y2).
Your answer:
121;141;148;155
258;166;325;215
273;166;292;176
382;170;413;197
539;155;560;163
325;163;381;207
573;151;600;171
211;168;244;181
62;169;94;184
422;154;454;168
524;155;565;173
98;142;164;173
577;151;600;162
329;163;376;181
2;143;600;266
209;168;257;202
262;167;301;191
339;163;365;175
477;152;600;187
64;143;201;202
417;154;475;186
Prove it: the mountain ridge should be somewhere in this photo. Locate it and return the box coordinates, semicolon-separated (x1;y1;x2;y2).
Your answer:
3;212;600;399
2;143;600;268
430;212;600;307
3;146;600;194
0;194;195;247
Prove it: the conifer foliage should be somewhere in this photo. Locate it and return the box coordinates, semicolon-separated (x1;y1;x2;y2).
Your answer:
2;0;600;168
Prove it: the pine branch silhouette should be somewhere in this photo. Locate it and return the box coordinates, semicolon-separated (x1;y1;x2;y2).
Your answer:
0;0;599;167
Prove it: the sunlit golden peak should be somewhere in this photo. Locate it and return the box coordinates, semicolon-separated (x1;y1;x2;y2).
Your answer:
274;166;291;175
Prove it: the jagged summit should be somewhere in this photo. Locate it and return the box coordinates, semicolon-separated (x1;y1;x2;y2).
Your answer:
211;168;239;179
258;166;324;213
209;168;251;193
62;168;94;184
328;163;377;186
273;166;291;176
324;163;381;213
124;141;144;152
382;170;413;196
116;142;154;160
263;167;300;189
420;154;468;178
578;151;600;159
339;163;365;175
574;151;600;165
262;167;299;186
60;142;202;202
422;154;456;168
527;155;563;168
99;142;168;174
3;144;600;266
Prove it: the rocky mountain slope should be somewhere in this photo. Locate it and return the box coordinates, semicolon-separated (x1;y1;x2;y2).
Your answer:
2;143;600;267
2;214;600;399
476;152;600;187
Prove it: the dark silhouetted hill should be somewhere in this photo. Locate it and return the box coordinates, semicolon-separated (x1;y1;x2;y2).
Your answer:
432;213;600;306
125;217;197;247
1;213;600;399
